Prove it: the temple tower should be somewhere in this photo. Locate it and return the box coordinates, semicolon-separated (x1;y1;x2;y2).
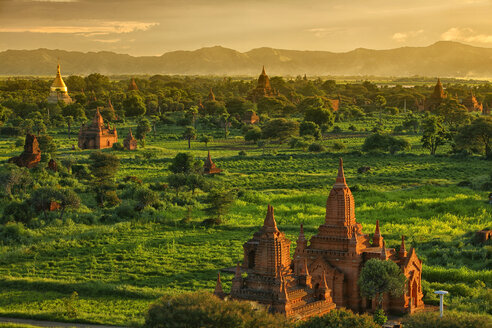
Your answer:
47;62;72;104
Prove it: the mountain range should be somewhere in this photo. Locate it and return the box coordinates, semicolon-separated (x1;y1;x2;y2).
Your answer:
1;41;491;78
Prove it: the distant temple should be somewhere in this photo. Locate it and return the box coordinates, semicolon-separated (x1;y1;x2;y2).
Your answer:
123;128;138;150
128;78;139;91
424;78;446;111
47;63;73;104
203;151;221;174
78;107;118;149
215;159;424;318
242;110;260;124
248;66;279;102
461;91;483;113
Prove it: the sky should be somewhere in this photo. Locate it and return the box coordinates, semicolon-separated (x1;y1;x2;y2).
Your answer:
0;0;491;56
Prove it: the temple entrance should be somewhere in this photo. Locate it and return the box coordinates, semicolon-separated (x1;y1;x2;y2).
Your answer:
412;280;418;307
247;250;255;269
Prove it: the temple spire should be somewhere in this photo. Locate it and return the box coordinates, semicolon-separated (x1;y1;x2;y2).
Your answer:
263;204;279;232
373;220;383;247
334;158;347;187
399;235;407;258
380;241;388;260
213;272;225;298
298;224;305;242
261;65;266;75
129;127;133;138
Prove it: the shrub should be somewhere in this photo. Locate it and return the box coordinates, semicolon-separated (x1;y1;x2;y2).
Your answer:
332;141;346;151
308;143;326;152
112;142;124;151
297;308;379;328
402;310;491;328
362;133;410;154
1;201;34;224
144;292;289;328
332;125;343;133
372;309;387;325
0;222;31;245
289;137;310;149
238;150;247;156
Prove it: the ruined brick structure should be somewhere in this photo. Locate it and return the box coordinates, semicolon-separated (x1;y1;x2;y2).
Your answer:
216;159;424;319
208;88;216;101
203;151;221;174
47;63;73;105
462;92;483;113
248;66;279;102
78;107;118;149
424;78;446;111
123;128;138;151
9;134;42;168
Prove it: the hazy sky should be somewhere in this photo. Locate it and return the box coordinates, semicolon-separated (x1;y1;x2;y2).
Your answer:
0;0;491;55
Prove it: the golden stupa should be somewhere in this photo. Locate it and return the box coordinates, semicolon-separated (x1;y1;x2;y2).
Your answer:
47;62;72;104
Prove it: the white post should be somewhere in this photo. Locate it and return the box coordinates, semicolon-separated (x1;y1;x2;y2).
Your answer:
434;290;448;318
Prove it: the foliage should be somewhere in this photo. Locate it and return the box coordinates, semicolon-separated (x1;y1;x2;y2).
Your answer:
136;118;152;140
297;308;379;328
183;126;197;149
402;310;492;328
244;126;262;143
169;153;202;174
37;135;57;156
421;115;449;155
145;292;290;328
300;121;321;139
454;116;492;158
358;259;406;308
372;309;387;325
205;187;237;224
308;143;325;152
262;118;299;142
362;133;410;154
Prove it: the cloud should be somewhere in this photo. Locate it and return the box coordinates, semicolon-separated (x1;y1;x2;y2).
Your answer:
30;0;78;2
305;27;343;38
392;29;424;42
92;38;121;43
0;20;159;35
441;27;492;44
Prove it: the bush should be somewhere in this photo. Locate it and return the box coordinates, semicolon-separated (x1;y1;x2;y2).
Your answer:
332;141;346;151
402;310;491;328
332;125;343;133
144;292;289;328
112;142;124;151
308;143;326;152
362;133;410;154
238;150;247;156
1;201;34;224
289;137;310;149
297;308;379;328
0;222;31;245
372;309;387;325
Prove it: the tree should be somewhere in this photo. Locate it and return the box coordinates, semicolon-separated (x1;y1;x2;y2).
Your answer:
434;99;470;132
167;173;188;198
183;126;197;149
169;153;202;174
244;126;262;143
89;152;120;206
199;135;213;148
421;115;449;155
134;186;160;211
454;116;492;158
29;187;80;221
262;118;299;143
57;188;81;221
145;292;290;328
124;91;146;117
375;95;387;123
358;258;406;309
65;116;74;139
37;135;58;157
62;103;87;122
300;121;321;139
304;106;335;127
136;118;152;141
362;133;410;154
205;187;236;224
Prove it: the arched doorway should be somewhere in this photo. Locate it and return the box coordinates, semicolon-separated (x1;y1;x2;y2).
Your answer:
247;250;255;269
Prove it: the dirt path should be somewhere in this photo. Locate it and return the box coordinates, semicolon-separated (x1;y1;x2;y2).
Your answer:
0;317;126;328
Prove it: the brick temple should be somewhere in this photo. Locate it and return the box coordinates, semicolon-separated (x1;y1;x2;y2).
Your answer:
214;159;424;319
78;107;118;149
203;151;221;174
248;66;279;102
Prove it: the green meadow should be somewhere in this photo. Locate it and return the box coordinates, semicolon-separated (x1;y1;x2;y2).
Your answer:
0;116;490;326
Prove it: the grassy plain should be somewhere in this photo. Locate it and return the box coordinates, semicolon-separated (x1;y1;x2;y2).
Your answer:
0;115;490;325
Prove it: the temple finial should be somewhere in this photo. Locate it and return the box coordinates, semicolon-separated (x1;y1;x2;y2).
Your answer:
213;272;225;298
380;241;388;260
335;158;347;186
399;235;407;258
263;204;278;231
261;65;266;75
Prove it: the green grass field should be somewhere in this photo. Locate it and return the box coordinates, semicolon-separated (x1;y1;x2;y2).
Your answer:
0;116;490;326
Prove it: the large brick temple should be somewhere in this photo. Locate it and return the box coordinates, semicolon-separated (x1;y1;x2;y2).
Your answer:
214;159;424;319
78;107;118;149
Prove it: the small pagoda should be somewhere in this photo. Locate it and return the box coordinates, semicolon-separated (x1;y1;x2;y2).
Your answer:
203;151;221;174
47;63;73;104
123;128;138;150
78;108;118;149
128;78;139;91
8;134;42;168
462;91;483;113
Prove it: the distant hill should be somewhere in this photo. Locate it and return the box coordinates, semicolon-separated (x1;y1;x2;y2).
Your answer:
1;41;492;78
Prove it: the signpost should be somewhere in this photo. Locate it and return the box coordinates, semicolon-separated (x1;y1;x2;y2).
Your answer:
434;290;449;318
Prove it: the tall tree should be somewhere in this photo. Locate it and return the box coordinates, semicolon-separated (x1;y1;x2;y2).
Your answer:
358;258;406;309
89;152;120;206
183;126;197;149
421;115;449;155
454;116;492;158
